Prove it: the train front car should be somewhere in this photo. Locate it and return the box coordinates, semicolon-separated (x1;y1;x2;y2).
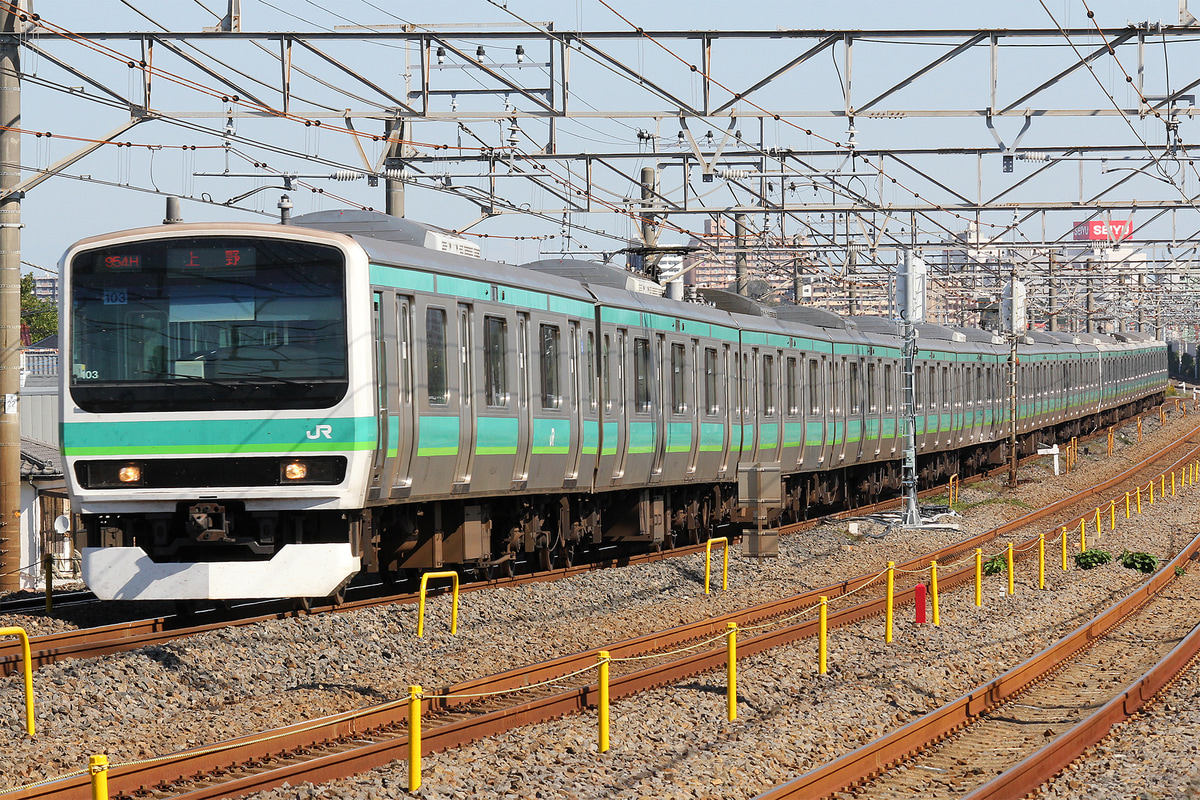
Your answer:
60;222;375;601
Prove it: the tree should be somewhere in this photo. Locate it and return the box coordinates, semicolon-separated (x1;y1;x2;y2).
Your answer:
20;273;57;345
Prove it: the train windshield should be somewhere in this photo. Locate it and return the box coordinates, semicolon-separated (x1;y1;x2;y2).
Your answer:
68;235;349;412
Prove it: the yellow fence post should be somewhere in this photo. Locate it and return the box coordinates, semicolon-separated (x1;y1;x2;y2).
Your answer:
0;627;34;736
598;652;610;753
1150;479;1155;505
417;571;460;638
930;561;940;626
1038;533;1045;590
704;537;730;594
89;754;109;800
1094;507;1102;540
1080;518;1087;552
1060;526;1068;571
885;562;895;643
726;622;737;722
974;549;982;607
1136;485;1142;514
818;597;828;675
1109;499;1116;531
408;686;422;791
1007;543;1015;596
1125;491;1131;519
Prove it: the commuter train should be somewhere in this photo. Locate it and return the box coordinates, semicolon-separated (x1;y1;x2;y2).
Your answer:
59;210;1168;601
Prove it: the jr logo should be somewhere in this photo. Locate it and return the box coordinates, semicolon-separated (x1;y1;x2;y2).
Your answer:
306;424;333;440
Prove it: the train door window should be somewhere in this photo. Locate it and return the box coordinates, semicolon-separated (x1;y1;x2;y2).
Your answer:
459;308;472;408
914;365;922;410
830;361;840;412
602;334;612;411
743;353;752;413
927;366;936;411
426;307;448;405
616;330;627;410
634;337;651;412
705;347;719;415
849;361;860;413
671;342;687;414
569;324;580;412
941;366;950;409
540;324;561;409
483;316;509;407
586;330;597;412
398;302;412;404
884;363;894;413
762;354;776;416
808;359;820;415
786;357;798;416
867;362;877;413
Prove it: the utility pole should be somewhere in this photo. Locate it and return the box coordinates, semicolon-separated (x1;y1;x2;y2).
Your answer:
0;6;20;593
734;212;747;297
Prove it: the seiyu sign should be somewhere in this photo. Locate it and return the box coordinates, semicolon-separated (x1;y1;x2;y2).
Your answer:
1072;220;1133;241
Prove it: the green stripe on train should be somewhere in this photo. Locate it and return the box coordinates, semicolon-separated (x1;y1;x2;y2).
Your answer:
62;416;378;456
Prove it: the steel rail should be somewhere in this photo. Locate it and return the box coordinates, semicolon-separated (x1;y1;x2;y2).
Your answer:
754;532;1200;799
7;421;1198;800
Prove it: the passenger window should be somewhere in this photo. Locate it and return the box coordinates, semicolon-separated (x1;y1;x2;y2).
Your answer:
586;331;596;412
426;307;448;405
483;316;508;407
884;363;894;413
671;342;687;414
763;354;775;416
849;361;861;414
786;357;798;416
540;324;561;409
704;347;719;415
867;362;877;413
808;359;820;415
634;338;651;412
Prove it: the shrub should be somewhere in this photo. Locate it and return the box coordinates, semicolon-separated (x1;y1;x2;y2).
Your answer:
1119;550;1158;574
982;553;1007;576
1074;548;1112;570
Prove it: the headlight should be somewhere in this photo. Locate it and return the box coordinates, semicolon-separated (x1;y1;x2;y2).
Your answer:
118;465;142;483
282;461;308;481
81;461;145;488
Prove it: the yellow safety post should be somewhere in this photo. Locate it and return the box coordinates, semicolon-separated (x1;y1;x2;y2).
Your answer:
1094;507;1102;540
1125;491;1131;519
598;651;610;753
1136;485;1142;514
1106;427;1114;457
1162;473;1166;497
1038;533;1045;590
1160;406;1166;426
726;622;737;721
1007;543;1015;596
1137;416;1143;442
885;562;895;643
948;474;959;507
417;571;460;638
89;754;109;800
1061;526;1068;572
1150;479;1155;505
818;597;828;675
1080;518;1087;552
408;686;422;791
0;627;34;736
1109;499;1116;531
704;537;730;595
930;561;940;626
974;549;982;607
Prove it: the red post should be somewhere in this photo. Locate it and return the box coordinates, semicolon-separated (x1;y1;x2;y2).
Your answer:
915;583;927;624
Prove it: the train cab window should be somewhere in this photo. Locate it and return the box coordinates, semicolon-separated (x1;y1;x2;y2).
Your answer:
671;342;687;414
884;363;894;413
808;359;820;415
786;357;798;416
704;347;719;415
426;307;448;405
867;363;877;413
634;337;652;412
483;316;509;407
540;324;561;409
849;362;860;413
763;354;776;416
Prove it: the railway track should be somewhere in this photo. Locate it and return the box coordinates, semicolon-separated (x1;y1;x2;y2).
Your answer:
7;422;1200;799
754;535;1200;799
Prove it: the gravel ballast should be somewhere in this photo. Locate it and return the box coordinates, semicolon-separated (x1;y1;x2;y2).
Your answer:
2;410;1199;799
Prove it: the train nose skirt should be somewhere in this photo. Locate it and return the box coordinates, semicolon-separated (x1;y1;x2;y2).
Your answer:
80;543;359;600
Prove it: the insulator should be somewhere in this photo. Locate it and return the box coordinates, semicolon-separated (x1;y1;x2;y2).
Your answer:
330;170;364;181
719;168;751;180
1017;152;1050;162
381;168;412;182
